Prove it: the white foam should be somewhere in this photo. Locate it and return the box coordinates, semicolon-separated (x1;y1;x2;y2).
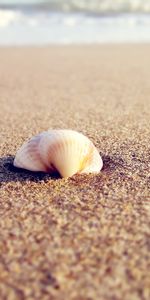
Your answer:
0;9;21;27
0;10;150;45
63;16;77;27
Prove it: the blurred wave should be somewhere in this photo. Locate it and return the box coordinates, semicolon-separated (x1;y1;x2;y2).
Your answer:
1;0;150;14
0;10;150;45
0;1;150;44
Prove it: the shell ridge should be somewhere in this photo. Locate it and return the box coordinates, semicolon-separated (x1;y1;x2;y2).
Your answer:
38;133;56;172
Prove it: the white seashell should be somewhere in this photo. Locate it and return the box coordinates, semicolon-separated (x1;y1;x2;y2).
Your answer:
14;129;103;178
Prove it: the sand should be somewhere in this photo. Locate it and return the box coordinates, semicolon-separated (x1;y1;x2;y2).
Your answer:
0;45;150;300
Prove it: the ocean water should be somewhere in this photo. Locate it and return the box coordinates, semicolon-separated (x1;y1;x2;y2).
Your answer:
0;0;150;45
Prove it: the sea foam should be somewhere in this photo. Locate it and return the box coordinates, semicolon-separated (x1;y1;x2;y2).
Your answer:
0;9;150;45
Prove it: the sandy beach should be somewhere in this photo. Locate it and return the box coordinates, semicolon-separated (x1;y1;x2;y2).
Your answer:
0;45;150;300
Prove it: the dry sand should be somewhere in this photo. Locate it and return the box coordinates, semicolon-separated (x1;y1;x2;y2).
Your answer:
0;45;150;300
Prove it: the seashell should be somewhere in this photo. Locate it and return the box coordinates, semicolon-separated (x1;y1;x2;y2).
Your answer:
14;129;103;178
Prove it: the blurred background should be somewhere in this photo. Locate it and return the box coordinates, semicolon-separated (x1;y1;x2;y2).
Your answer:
0;0;150;45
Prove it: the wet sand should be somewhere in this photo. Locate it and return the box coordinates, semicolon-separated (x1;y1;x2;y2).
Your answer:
0;45;150;300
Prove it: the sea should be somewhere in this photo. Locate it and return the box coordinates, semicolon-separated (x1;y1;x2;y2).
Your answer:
0;0;150;45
